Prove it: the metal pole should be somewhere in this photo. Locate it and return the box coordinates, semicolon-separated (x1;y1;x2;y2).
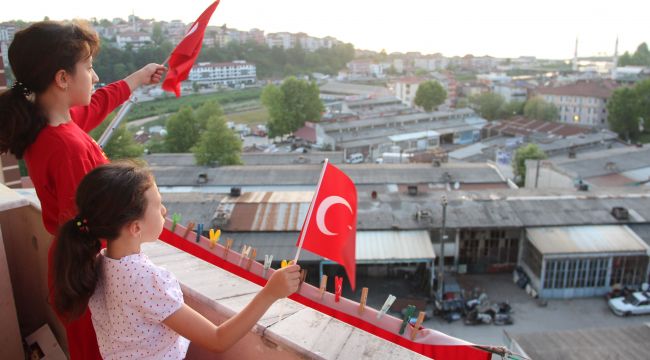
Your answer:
97;95;138;148
437;195;448;300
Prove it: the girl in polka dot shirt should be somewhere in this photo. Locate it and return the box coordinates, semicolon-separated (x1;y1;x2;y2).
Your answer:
52;161;301;359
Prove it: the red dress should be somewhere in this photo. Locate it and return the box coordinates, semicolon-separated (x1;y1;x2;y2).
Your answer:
24;80;131;360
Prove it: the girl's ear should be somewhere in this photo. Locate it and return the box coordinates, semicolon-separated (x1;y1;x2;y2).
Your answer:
127;220;142;239
54;69;69;90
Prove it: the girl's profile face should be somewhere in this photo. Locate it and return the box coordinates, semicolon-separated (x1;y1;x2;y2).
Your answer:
68;54;99;106
140;182;167;242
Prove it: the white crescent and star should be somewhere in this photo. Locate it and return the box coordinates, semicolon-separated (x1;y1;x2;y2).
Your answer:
185;22;199;38
316;196;353;236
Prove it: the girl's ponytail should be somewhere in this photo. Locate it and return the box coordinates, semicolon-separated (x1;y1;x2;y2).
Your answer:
52;216;102;319
0;86;47;158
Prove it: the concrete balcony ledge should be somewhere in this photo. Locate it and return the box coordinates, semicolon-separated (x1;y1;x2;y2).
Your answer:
143;240;428;359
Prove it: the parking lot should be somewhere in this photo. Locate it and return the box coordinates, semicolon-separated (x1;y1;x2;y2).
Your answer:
422;273;650;347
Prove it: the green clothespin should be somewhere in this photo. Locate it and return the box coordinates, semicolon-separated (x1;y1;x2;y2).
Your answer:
399;305;416;335
171;213;181;232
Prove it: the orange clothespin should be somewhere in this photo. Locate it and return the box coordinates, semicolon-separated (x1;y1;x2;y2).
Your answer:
245;248;257;271
319;275;328;300
410;311;426;340
239;244;251;267
298;269;307;290
209;228;221;248
223;238;233;260
182;221;195;239
334;276;343;302
359;287;369;315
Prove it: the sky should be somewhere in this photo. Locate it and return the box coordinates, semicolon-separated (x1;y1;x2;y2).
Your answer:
2;0;648;60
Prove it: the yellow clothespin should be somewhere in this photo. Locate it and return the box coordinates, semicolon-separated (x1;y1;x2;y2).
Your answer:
223;238;233;260
245;248;257;272
281;259;288;268
359;287;369;315
182;221;195;240
209;228;221;248
410;311;426;340
319;275;328;300
239;245;251;267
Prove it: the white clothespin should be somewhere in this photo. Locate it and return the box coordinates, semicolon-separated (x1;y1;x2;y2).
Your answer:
377;294;397;319
263;254;273;278
239;245;251;267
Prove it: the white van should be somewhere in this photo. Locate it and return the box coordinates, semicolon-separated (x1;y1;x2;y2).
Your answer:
347;153;364;164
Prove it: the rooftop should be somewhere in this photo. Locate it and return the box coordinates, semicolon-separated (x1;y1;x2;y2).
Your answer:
526;225;650;255
536;80;619;99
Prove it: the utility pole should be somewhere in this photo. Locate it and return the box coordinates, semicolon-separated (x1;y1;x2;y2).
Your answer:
437;195;448;300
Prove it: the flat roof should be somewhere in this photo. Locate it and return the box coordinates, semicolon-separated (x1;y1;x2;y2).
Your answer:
506;324;650;360
526;225;650;255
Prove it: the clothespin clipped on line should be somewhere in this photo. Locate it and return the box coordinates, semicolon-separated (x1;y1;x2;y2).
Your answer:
209;228;221;248
195;223;203;243
281;259;288;268
358;287;369;315
399;305;416;335
245;248;256;271
334;276;343;303
298;269;307;290
223;238;233;260
377;294;396;319
263;255;273;278
171;213;182;232
239;245;252;267
319;275;328;300
410;311;426;340
182;221;195;240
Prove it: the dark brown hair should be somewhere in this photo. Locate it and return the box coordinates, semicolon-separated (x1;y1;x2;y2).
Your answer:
0;21;100;158
53;161;153;319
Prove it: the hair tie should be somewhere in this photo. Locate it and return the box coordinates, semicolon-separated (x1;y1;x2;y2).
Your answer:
74;216;90;234
11;81;33;98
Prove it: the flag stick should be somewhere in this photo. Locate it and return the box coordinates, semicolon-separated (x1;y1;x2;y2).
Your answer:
293;158;329;264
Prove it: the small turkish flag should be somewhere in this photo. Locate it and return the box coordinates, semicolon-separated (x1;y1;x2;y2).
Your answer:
297;161;357;290
162;1;220;97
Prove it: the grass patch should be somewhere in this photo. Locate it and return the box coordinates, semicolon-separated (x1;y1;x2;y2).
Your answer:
124;88;262;122
224;107;269;126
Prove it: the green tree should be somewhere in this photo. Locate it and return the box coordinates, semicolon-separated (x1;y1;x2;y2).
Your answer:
89;115;144;159
607;85;645;141
513;144;547;186
261;77;324;139
470;92;505;120
195;101;224;130
152;23;164;45
165;107;200;152
524;97;558;121
414;80;447;112
192;113;243;166
503;100;525;118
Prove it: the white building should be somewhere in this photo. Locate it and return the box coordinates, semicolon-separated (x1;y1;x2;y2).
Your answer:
188;61;256;87
115;31;152;50
536;80;618;128
392;77;423;107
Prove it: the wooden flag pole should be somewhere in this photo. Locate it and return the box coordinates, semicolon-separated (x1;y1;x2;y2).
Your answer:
293;158;329;264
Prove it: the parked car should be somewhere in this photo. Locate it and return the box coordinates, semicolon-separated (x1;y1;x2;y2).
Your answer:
608;291;650;316
346;153;364;164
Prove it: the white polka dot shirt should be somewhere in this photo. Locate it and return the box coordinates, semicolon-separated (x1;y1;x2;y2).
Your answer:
89;249;190;359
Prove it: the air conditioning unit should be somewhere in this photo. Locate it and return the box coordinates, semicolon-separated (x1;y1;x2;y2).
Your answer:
407;185;418;196
611;207;629;220
230;187;241;197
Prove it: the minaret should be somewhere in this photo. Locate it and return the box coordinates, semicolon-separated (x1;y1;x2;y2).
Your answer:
572;37;579;71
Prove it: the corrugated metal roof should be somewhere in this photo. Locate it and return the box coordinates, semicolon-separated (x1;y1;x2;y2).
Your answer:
356;231;435;261
223;230;434;263
526;225;650;255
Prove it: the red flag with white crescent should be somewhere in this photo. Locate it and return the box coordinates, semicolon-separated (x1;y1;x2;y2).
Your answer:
296;161;357;290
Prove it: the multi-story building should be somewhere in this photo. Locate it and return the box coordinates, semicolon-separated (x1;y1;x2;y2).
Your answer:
115;31;152;50
536;80;619;128
188;61;256;87
392;77;424;107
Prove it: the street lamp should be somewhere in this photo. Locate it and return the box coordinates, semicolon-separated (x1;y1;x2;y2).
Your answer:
437;195;448;301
